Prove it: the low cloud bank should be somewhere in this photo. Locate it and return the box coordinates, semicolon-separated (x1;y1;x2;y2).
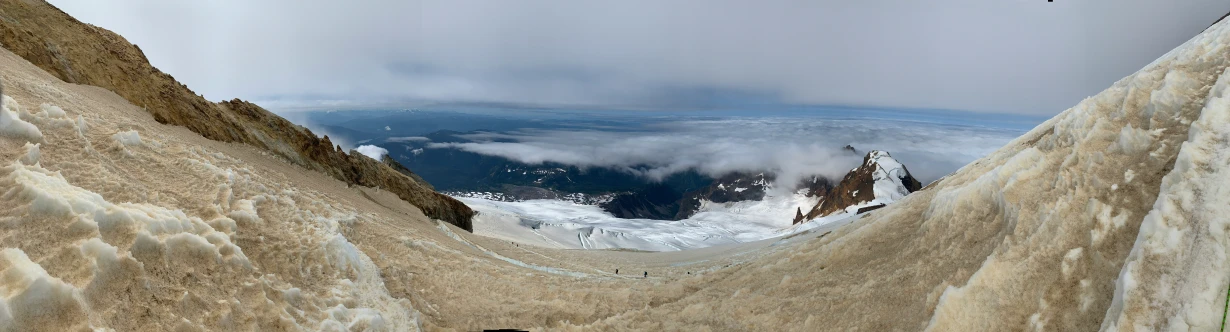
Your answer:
427;117;1022;187
386;136;431;143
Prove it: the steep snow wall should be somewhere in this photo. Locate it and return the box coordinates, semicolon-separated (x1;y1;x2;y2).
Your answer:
1102;46;1230;331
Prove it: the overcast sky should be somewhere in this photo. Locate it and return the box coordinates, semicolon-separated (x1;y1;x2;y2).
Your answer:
48;0;1229;115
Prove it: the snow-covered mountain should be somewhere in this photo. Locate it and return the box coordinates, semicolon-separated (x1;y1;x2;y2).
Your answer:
796;150;922;223
459;150;924;251
675;172;776;219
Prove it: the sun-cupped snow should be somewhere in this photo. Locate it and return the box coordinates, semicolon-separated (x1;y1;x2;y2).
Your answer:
919;17;1230;331
0;81;421;330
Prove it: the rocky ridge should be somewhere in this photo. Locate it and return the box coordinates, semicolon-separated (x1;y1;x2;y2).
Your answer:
673;172;774;219
0;0;474;230
796;150;922;223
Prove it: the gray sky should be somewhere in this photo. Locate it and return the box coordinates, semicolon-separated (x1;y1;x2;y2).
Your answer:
48;0;1230;115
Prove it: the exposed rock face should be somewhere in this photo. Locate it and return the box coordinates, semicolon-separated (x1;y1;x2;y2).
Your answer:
842;144;858;155
600;184;681;220
803;150;921;221
674;172;773;219
380;154;434;191
499;185;561;200
348;152;473;230
855;204;887;214
0;0;474;230
795;175;836;198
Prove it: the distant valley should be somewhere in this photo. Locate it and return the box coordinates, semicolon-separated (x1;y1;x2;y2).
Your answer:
283;108;988;244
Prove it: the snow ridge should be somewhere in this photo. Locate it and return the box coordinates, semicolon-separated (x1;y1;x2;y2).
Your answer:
863;150;913;208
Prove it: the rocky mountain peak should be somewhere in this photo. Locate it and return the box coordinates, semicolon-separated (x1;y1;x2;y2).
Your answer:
673;172;775;219
796;150;922;224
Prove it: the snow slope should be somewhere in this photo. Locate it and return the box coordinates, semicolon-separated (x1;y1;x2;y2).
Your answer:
1101;41;1230;331
0;52;423;330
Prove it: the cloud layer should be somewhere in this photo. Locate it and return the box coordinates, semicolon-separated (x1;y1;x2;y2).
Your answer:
427;117;1022;187
47;0;1230;115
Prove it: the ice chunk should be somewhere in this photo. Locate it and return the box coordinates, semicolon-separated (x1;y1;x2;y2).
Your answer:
19;143;38;165
37;103;66;117
0;95;42;143
112;130;142;147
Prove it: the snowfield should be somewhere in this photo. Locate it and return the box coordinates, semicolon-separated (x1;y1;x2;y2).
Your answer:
462;191;825;251
461;151;919;252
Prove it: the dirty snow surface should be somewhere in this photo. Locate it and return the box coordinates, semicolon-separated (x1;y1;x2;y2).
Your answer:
0;18;1229;331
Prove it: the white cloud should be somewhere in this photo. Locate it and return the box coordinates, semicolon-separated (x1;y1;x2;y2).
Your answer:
384;126;391;131
426;117;1022;186
386;136;430;143
355;145;388;160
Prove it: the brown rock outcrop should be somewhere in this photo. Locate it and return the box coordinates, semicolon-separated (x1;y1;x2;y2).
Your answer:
803;150;922;221
0;0;474;230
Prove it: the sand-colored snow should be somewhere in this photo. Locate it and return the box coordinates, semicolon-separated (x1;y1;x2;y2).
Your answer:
0;53;425;330
1102;57;1230;331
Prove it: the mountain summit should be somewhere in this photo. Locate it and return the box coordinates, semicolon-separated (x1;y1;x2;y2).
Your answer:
795;150;922;223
